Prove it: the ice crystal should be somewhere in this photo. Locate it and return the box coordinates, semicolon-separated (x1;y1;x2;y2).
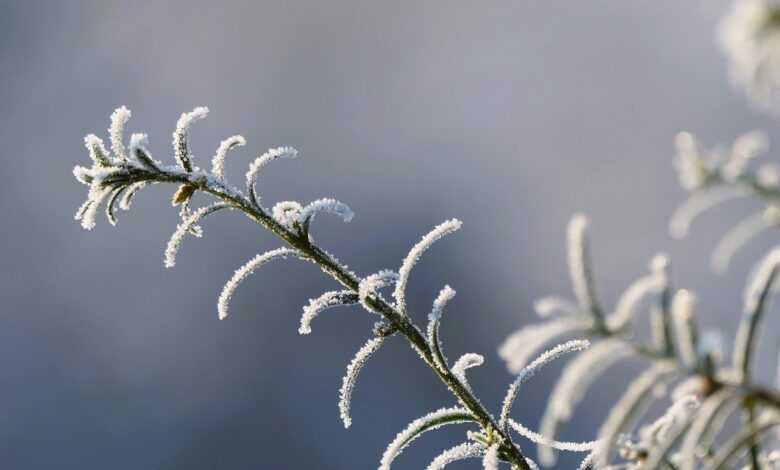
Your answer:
299;290;358;335
426;442;484;470
164;203;228;268
173;106;208;171
211;135;246;178
339;336;384;429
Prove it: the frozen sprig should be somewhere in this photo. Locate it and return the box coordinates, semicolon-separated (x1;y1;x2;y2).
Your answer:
299;198;354;229
217;248;303;320
109;106;131;161
508;419;599;453
393;219;462;315
358;270;399;313
164;203;228;268
482;443;499;470
499;340;590;432
607;254;669;331
567;214;604;326
246;146;298;207
379;407;474;470
211;135;246;178
299;290;358;335
427;285;456;372
339;336;385;429
499;317;588;374
451;353;484;392
426;442;484;470
173;106;208;171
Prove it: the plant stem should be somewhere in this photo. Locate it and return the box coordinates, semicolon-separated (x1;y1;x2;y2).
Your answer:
150;169;532;469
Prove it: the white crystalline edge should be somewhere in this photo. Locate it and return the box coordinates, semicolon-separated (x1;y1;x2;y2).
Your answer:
217;247;301;320
537;339;631;466
164;203;228;268
451;353;484;386
378;407;471;470
245;146;298;204
567;214;596;313
593;361;677;467
722;130;768;182
498;317;587;374
499;340;590;430
84;134;111;165
271;201;303;229
426;442;484;470
606;255;667;331
534;296;580;318
671;289;698;368
358;270;398;313
211;135;246;178
393;219;462;314
669;187;747;239
339;336;384;429
426;285;456;372
299;290;355;335
299;198;354;225
482;444;499;470
508;419;599;452
172;106;209;169
109;106;131;161
678;388;736;470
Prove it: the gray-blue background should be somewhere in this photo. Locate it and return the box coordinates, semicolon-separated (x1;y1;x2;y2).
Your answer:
1;1;778;468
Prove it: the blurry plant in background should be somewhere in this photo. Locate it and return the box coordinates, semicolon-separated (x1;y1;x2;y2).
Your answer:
70;0;780;468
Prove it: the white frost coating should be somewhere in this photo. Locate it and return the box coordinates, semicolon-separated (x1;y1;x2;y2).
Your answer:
498;317;588;374
499;340;590;430
217;247;301;320
606;254;668;331
719;0;780;111
78;187;111;230
567;214;600;316
173;106;209;170
538;339;631;466
672;289;698;368
451;353;484;391
84;134;111;165
482;444;499;470
120;182;147;210
577;453;595;470
245;146;299;205
358;270;399;313
509;419;598;452
339;336;384;429
742;246;780;314
379;407;472;470
639;395;700;445
669;188;747;239
271;201;303;230
426;442;484;470
594;361;677;467
299;198;355;225
299;290;356;335
427;285;456;372
164;203;228;268
393;219;462;314
712;212;768;273
109;106;131;161
673;131;712;191
534;297;580;318
211;135;246;178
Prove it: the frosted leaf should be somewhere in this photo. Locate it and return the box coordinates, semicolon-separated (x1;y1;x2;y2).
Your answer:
712;212;769;273
426;442;484;470
299;290;358;335
339;336;384;429
217;247;302;320
109;106;131;161
358;270;398;313
245;146;298;207
451;353;483;392
379;407;473;470
567;214;603;322
120;182;148;210
534;297;580;318
673;132;710;191
508;419;598;453
499;340;590;431
271;201;303;230
735;246;780;378
607;254;668;331
577;453;595;470
669;187;747;239
211;135;246;178
164;203;229;268
84;134;111;166
393;219;462;315
299;198;354;229
72;165;92;186
172;106;208;171
499;317;589;374
128;132;158;170
538;339;631;465
482;444;499;470
638;395;700;447
594;361;678;467
79;186;111;230
427;285;456;372
671;289;698;368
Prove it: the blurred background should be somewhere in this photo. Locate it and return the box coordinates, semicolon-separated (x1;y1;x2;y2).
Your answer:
1;0;778;468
